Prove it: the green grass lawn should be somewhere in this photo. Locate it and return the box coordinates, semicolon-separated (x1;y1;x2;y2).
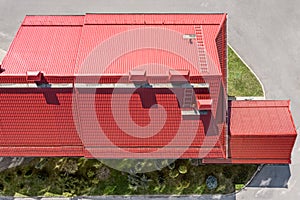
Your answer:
227;46;264;97
0;45;262;197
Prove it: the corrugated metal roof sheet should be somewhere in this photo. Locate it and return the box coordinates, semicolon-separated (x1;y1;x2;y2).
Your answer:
84;13;225;25
229;100;296;136
0;87;226;158
0;90;83;146
1;13;226;78
0;146;84;157
23;15;85;26
77;90;224;147
202;158;291;164
0;13;229;159
229;136;296;155
0;14;296;163
84;147;224;159
74;24;221;76
1;25;82;76
75;89;226;159
229;158;291;164
229;100;297;163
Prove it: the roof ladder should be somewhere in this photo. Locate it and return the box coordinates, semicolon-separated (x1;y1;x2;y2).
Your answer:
194;25;208;73
182;87;195;108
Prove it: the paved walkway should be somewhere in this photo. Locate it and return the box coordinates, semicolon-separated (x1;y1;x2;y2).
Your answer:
0;0;299;199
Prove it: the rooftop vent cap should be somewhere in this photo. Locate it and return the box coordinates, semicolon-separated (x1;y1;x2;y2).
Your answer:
197;99;213;110
26;71;42;82
169;69;190;82
183;34;196;39
129;69;147;82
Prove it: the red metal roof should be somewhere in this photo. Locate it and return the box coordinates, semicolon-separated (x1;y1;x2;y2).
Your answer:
76;90;225;158
84;13;225;25
22;15;85;26
0;89;225;158
84;147;224;159
0;146;84;157
0;13;226;77
229;100;297;164
229;100;296;136
202;158;292;164
0;13;228;159
74;24;222;77
0;14;297;164
1;23;82;76
0;89;83;147
189;101;297;164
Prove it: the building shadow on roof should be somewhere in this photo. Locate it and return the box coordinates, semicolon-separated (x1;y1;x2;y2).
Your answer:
137;88;158;108
43;91;60;105
247;164;291;188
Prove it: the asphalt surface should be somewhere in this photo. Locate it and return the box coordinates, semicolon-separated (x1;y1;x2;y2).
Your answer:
0;49;5;63
0;0;299;199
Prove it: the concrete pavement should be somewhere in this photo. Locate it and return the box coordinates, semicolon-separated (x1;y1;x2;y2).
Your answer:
220;1;300;199
0;49;5;64
0;0;299;199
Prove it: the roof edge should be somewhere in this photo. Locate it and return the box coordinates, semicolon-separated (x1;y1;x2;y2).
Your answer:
229;100;291;108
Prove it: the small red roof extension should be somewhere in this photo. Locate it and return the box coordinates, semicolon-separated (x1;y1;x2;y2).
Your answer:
228;100;297;164
203;100;297;164
229;100;296;136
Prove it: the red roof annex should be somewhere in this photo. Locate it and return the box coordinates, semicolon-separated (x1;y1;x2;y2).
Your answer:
0;13;297;164
203;100;297;164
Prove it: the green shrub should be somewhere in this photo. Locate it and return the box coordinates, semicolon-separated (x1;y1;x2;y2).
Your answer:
0;182;4;192
169;170;179;178
222;166;232;178
178;165;187;174
235;184;245;191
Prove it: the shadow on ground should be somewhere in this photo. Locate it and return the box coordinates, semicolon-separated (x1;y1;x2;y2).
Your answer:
247;164;291;188
0;157;33;172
